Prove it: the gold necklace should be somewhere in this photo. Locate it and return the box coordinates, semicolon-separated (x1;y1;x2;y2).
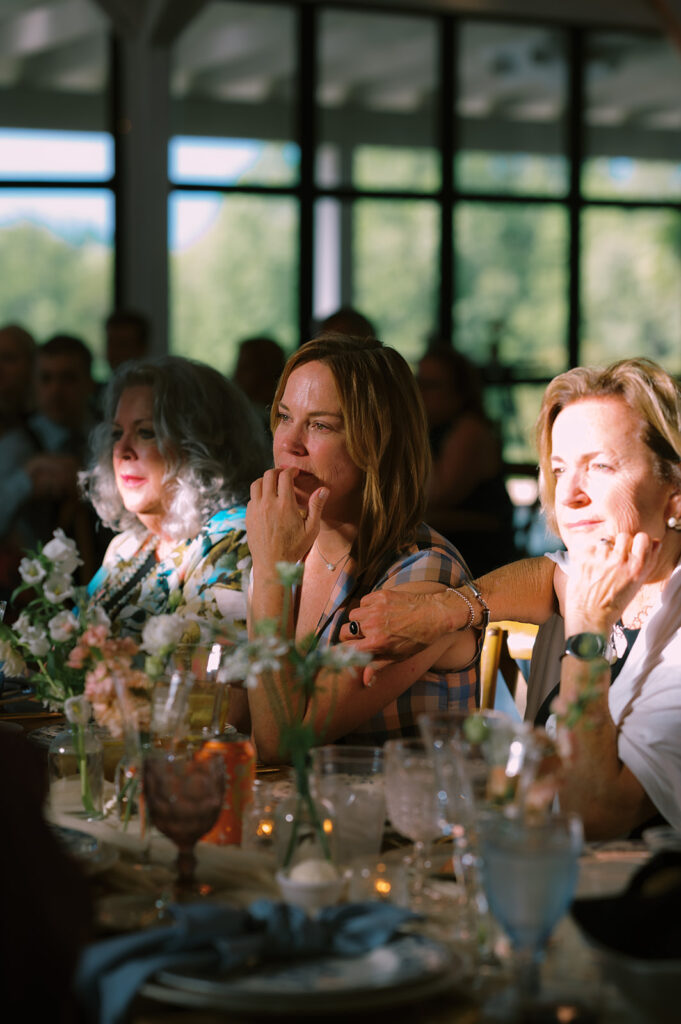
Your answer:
623;581;665;630
314;540;350;572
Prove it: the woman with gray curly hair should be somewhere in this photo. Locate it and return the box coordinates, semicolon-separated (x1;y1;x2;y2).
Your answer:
82;355;270;638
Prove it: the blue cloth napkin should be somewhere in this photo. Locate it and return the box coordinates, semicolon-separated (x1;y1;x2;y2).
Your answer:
76;900;417;1024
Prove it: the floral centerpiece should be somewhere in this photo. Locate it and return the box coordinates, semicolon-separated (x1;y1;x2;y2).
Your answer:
0;529;98;707
0;530;114;815
0;529;218;818
219;562;371;876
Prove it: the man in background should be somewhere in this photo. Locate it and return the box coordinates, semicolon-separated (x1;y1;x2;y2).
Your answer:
29;333;106;581
32;333;98;460
0;324;40;604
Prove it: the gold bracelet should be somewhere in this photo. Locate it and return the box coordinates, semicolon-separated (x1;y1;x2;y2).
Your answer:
446;587;475;630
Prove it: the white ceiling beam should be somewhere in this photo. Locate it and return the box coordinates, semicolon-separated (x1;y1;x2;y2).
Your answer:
16;35;107;88
0;0;106;60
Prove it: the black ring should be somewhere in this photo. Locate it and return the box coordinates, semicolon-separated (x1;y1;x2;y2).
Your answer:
348;620;359;637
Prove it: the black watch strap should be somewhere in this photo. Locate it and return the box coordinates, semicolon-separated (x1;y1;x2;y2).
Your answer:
562;632;609;661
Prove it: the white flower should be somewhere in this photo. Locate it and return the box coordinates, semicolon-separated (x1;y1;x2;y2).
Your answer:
251;654;283;676
218;647;253;684
48;609;80;643
42;529;82;574
43;572;75;604
141;614;186;656
13;612;33;641
319;645;371;670
64;695;91;725
243;668;262;690
0;639;27;677
19;557;46;585
24;627;50;657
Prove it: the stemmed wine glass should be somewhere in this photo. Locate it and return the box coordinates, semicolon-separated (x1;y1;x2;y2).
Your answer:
418;709;541;956
143;747;225;897
383;738;442;905
477;811;583;1021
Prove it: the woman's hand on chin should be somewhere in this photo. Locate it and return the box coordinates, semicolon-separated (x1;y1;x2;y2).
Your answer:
563;530;660;634
246;467;329;569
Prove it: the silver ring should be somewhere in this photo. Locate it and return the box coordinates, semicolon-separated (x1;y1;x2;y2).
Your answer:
348;620;360;637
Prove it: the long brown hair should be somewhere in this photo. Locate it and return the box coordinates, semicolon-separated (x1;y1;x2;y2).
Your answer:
271;335;431;585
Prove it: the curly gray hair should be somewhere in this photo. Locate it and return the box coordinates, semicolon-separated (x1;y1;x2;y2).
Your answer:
82;355;271;539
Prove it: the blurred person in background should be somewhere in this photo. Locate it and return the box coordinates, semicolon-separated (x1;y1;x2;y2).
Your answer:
105;308;150;373
233;335;286;437
0;327;98;600
28;333;105;580
32;333;98;461
0;324;39;606
317;306;376;340
417;343;517;576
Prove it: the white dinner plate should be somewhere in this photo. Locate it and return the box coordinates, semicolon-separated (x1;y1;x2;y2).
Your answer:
143;933;464;1015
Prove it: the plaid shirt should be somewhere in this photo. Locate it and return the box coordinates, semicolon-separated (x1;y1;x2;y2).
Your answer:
309;522;479;745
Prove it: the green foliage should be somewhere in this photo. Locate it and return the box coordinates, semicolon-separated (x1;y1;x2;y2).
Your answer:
169;194;297;373
0;220;112;370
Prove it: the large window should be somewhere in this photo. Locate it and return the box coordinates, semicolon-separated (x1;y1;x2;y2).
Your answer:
168;1;298;372
167;3;681;464
0;1;114;378
169;192;299;369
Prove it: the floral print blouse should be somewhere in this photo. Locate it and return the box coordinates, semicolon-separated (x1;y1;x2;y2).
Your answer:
86;506;250;641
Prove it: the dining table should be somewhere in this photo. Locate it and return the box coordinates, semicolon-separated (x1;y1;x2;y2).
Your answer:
45;768;659;1024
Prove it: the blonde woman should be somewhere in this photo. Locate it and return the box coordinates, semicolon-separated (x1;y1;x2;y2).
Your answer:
345;358;681;839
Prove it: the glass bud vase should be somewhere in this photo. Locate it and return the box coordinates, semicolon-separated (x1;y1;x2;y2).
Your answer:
274;781;338;875
48;722;104;820
115;739;143;827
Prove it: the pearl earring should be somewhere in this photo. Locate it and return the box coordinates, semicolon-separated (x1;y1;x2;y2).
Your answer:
667;516;681;531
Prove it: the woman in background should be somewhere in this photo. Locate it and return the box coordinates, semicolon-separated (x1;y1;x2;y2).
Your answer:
416;345;516;576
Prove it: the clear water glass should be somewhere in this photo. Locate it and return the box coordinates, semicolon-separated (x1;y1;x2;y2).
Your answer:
310;745;385;867
383;738;441;904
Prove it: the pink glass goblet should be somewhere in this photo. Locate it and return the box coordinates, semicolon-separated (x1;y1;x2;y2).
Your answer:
143;748;225;895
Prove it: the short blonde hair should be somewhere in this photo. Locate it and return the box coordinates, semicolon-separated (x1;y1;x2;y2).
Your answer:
271;335;431;585
537;357;681;534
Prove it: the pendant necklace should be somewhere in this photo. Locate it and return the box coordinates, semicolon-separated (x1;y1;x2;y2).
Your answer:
315;540;350;573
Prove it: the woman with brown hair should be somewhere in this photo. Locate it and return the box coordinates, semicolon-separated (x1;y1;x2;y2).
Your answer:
237;334;480;761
